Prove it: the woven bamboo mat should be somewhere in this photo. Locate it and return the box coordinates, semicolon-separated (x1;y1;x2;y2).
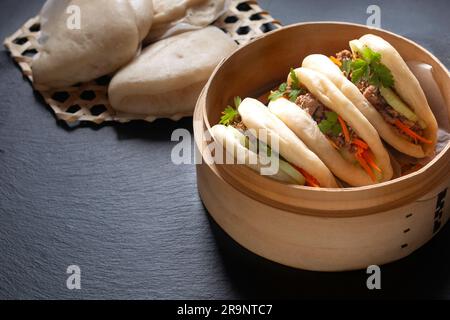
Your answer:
3;0;281;126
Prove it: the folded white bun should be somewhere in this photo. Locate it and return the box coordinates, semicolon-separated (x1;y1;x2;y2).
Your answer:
269;98;383;187
129;0;154;41
210;125;304;184
108;26;237;119
152;0;204;24
32;0;154;88
238;98;338;188
302;54;427;158
354;34;438;157
289;68;393;184
144;0;228;44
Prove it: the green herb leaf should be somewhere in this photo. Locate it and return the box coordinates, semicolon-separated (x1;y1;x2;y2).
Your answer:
233;96;242;108
341;59;352;76
361;46;381;63
289;89;301;102
269;72;306;103
371;63;394;88
219;96;241;126
268;82;289;102
331;122;342;136
289;68;300;89
317;120;332;134
219;106;238;126
350;59;369;84
317;111;342;137
325;111;338;123
349;46;394;88
268;90;285;102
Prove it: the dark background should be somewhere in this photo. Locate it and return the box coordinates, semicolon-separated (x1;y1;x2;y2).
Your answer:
1;0;449;299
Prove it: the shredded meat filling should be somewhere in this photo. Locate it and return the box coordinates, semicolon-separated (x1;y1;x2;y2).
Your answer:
296;93;358;153
336;49;353;62
295;93;322;117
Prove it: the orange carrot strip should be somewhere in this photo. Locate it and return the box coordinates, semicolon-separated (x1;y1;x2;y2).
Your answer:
394;120;432;144
329;56;342;67
338;116;350;143
293;165;321;188
352;138;369;150
355;145;364;156
356;153;376;182
362;150;381;173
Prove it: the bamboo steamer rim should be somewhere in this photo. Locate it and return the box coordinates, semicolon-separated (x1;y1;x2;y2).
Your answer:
195;21;450;217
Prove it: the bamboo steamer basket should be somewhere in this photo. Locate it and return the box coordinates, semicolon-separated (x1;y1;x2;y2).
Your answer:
194;22;450;271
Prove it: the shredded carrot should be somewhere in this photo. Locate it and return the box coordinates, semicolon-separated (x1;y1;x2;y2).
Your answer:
329;56;342;67
356;153;376;182
394;120;432;144
293;165;321;188
338;116;350;143
352;138;369;150
354;144;379;181
362;150;381;173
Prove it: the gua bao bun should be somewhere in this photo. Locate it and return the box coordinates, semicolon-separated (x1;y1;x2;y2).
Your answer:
129;0;154;41
144;0;228;44
108;26;237;119
32;0;154;88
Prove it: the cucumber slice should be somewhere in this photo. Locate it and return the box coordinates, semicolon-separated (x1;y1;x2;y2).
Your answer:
417;119;427;129
374;168;383;183
278;160;306;185
379;87;426;129
252;138;305;184
227;126;305;185
227;126;247;147
349;40;364;57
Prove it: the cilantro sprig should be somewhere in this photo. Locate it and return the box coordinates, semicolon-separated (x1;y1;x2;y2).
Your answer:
219;96;241;126
317;111;342;137
289;68;300;88
340;59;352;77
268;83;287;101
350;46;394;88
268;68;306;102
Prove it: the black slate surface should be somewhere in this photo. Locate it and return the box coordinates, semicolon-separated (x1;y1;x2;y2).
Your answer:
0;0;449;299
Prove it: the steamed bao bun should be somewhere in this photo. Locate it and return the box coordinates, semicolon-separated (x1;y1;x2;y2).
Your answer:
144;0;229;44
32;0;154;88
108;26;237;119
